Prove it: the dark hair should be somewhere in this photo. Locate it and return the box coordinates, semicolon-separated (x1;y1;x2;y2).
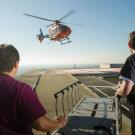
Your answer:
0;44;20;73
129;31;135;50
131;36;135;50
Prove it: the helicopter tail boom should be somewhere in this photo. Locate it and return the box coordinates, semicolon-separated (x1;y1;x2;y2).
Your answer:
37;28;49;43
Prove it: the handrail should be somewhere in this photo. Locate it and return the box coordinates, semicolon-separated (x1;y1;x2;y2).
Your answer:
54;81;81;116
33;74;42;90
47;81;81;135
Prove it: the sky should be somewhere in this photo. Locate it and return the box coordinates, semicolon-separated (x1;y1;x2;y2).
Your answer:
0;0;135;66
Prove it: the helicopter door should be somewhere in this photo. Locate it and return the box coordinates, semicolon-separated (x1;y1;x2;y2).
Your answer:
49;27;56;38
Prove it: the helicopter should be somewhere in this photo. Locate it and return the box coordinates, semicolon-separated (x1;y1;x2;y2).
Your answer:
24;10;77;45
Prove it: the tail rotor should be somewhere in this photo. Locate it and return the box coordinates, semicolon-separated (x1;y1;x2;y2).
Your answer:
37;28;49;43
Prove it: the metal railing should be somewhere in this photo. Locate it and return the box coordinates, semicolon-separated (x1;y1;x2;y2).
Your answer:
49;81;122;135
33;74;42;92
47;81;81;135
54;81;81;116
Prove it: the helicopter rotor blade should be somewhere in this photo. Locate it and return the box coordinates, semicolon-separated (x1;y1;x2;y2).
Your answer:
61;22;86;27
59;10;76;21
46;24;53;27
46;21;85;27
23;13;55;22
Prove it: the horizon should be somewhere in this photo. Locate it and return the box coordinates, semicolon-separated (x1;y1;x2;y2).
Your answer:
17;63;122;76
19;62;123;66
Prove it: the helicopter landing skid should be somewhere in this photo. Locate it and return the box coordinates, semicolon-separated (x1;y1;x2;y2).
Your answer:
60;38;72;45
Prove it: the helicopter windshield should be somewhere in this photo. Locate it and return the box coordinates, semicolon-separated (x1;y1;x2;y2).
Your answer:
49;25;61;36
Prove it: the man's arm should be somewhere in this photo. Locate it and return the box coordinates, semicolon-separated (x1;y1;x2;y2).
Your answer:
32;115;67;132
19;84;67;132
115;80;134;96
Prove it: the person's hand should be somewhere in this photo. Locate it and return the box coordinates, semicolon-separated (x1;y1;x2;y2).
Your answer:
57;115;65;121
115;91;118;97
57;115;67;128
115;80;123;97
53;115;68;129
115;91;121;100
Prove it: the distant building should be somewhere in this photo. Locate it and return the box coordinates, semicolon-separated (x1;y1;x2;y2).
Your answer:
100;63;123;69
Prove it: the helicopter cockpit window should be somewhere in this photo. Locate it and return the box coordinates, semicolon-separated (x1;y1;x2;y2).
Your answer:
59;25;66;32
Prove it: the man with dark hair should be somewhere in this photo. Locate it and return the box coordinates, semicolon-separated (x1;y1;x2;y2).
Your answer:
0;44;20;73
115;31;135;135
0;44;67;135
